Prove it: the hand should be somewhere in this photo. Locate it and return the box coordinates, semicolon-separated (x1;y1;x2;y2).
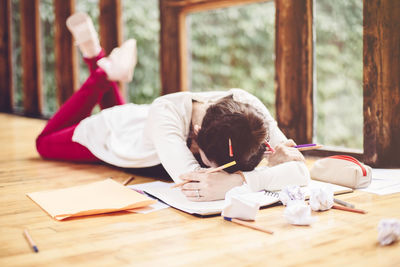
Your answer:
178;170;244;201
267;139;305;166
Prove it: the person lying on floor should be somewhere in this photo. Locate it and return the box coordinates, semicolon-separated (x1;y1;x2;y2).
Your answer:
36;12;309;202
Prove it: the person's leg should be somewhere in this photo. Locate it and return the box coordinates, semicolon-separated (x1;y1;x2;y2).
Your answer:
83;49;106;74
38;68;113;137
36;124;99;162
36;67;124;161
82;50;126;109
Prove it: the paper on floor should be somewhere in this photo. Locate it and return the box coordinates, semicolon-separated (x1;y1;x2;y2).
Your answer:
222;184;260;221
360;169;400;195
27;179;156;220
284;200;317;226
279;185;305;206
309;186;334;211
378;219;400;246
127;182;170;214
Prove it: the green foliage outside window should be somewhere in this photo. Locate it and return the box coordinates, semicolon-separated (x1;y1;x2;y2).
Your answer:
189;2;276;116
315;0;363;149
12;0;362;149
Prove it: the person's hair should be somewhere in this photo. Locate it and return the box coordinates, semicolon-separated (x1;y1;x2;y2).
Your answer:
196;95;268;173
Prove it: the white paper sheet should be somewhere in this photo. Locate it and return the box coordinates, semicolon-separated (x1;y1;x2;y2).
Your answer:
360;169;400;195
127;182;170;214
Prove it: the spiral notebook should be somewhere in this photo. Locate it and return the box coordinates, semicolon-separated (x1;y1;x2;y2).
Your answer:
131;180;353;216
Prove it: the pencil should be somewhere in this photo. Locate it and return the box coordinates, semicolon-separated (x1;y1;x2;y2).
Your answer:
23;229;39;253
224;217;274;235
332;204;367;214
171;161;237;188
333;198;355;209
205;160;236;174
297;145;323;151
264;141;275;153
122;176;135;186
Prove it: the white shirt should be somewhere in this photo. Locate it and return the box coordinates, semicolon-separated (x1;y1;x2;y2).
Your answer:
72;88;309;191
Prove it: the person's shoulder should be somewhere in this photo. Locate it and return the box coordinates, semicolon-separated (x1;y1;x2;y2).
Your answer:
229;88;260;103
152;91;192;105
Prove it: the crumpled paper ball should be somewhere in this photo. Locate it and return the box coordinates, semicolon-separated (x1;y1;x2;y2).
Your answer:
284;200;317;226
309;186;334;211
279;185;305;206
378;219;400;246
222;184;260;221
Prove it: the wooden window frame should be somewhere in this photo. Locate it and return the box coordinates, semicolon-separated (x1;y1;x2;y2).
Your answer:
159;0;400;167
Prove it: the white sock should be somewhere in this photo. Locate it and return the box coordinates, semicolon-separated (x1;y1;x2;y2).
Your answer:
66;12;101;58
97;39;137;82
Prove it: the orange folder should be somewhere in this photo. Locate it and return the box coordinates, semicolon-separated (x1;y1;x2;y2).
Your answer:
27;178;156;220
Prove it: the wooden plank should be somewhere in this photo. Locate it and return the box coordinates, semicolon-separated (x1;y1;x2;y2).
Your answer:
99;0;122;55
20;0;42;116
275;0;313;145
53;0;78;107
159;0;188;94
178;0;271;14
1;113;400;266
0;0;13;112
99;0;124;95
363;0;400;167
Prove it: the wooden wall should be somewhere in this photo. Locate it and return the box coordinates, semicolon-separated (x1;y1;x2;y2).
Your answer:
275;0;313;145
0;0;399;167
0;0;13;112
363;0;400;167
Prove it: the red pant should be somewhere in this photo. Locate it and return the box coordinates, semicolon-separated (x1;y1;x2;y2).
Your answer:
36;51;125;162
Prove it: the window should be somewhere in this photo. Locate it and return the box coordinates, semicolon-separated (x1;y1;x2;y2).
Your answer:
315;0;363;150
123;0;160;104
188;1;275;114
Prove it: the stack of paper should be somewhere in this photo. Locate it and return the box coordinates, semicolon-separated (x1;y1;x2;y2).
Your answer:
27;179;156;220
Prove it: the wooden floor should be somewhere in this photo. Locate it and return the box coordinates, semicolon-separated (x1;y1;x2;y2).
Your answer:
1;113;400;267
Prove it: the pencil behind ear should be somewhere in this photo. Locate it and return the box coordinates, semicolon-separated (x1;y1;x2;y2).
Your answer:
194;124;201;135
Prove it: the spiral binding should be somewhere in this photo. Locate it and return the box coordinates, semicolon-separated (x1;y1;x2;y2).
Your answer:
262;190;279;198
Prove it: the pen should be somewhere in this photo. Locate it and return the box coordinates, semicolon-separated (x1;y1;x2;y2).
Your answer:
23;229;39;253
223;217;274;235
333;198;355;209
171;160;237;188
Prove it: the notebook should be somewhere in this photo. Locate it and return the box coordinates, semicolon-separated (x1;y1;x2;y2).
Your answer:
133;179;353;216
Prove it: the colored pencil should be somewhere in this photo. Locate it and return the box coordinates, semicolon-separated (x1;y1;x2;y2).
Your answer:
264;141;275;153
171;161;237;188
122;176;135;186
297;145;323;151
333;198;355;209
294;143;317;148
23;229;39;253
224;217;274;235
332;204;367;214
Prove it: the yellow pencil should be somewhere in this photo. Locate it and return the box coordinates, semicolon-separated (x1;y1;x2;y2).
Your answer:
171;160;236;188
297;145;323;151
122;176;135;186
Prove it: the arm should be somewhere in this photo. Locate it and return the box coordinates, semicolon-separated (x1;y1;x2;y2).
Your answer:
179;160;310;201
242;161;310;192
147;99;200;183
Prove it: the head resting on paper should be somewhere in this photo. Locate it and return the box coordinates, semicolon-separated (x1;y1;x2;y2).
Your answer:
196;95;268;173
